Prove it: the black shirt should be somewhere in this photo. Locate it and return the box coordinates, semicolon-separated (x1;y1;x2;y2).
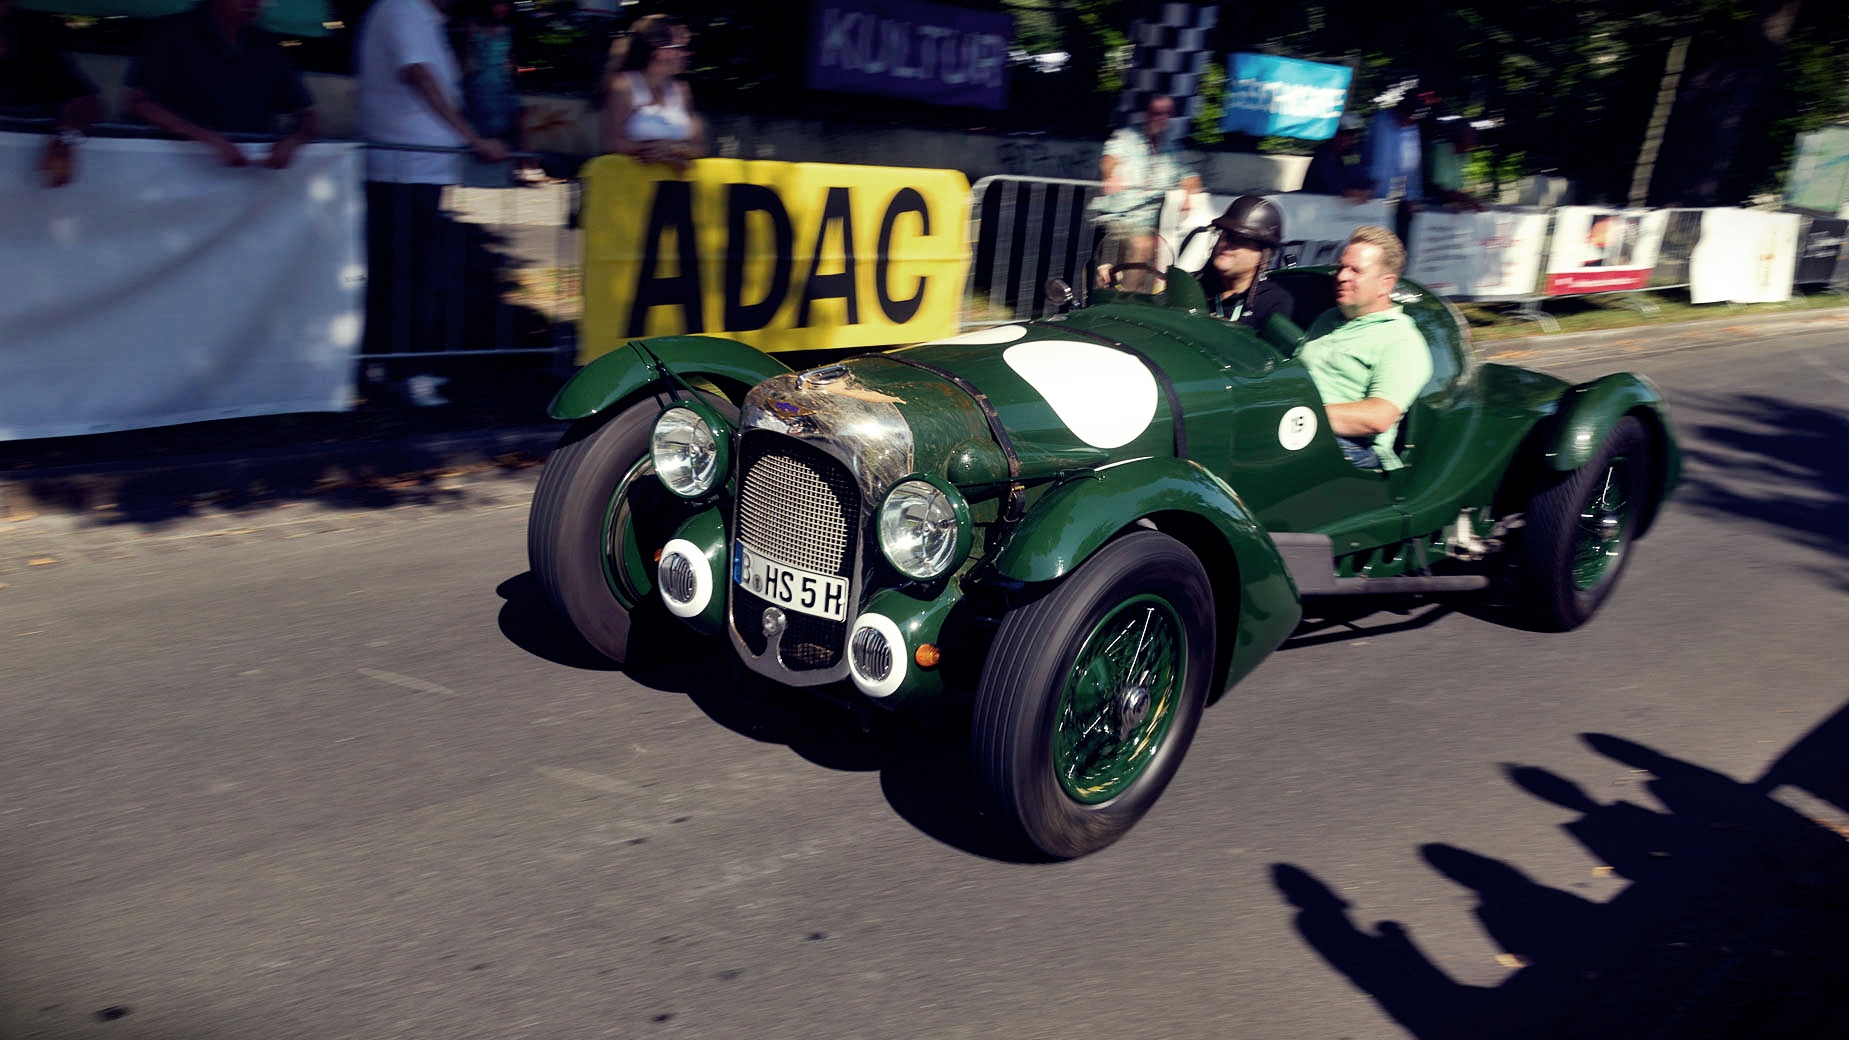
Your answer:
0;10;96;118
1204;275;1295;331
126;3;313;135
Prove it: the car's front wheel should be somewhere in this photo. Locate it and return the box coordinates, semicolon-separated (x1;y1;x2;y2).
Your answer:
973;531;1216;859
1519;415;1650;631
527;391;735;663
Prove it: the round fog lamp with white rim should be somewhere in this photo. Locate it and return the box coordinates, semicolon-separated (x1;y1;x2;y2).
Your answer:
877;477;970;581
656;537;714;618
650;405;726;498
847;613;907;698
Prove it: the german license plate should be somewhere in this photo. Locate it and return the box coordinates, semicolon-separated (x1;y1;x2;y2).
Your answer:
733;542;849;622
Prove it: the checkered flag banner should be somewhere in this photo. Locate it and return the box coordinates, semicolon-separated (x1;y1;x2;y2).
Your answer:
1115;3;1217;129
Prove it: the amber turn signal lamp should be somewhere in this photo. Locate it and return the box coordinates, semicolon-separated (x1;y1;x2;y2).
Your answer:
914;644;941;668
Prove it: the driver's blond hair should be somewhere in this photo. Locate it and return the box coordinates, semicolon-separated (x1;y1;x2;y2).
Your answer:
1347;225;1406;279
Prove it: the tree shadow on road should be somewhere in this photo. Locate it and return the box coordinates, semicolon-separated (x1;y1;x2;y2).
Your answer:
1669;388;1849;589
1273;704;1849;1039
493;570;1031;861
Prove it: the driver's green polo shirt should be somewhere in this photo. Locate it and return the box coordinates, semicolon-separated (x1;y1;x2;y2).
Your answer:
1299;304;1432;470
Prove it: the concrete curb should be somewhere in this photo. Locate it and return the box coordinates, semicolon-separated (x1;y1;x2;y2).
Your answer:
2;424;565;526
1480;304;1849;365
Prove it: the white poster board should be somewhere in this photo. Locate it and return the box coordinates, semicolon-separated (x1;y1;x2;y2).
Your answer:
0;134;362;440
1541;206;1669;296
1267;193;1393;267
1687;208;1800;304
1405;209;1550;299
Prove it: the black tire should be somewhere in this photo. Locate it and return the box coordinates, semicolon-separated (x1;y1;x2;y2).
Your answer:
1519;415;1650;631
973;531;1216;859
527;391;736;663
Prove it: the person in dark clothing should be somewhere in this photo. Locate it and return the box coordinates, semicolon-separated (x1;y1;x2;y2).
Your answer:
0;0;102;186
125;0;318;168
1302;113;1371;199
1198;195;1294;331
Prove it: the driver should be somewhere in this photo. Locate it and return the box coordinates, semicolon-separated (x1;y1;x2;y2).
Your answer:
1299;225;1431;471
1197;195;1294;330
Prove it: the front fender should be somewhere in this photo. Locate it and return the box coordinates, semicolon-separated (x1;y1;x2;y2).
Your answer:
989;457;1302;694
550;336;793;420
1546;372;1683;524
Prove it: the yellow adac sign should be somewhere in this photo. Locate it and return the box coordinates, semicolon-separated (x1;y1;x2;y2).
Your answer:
579;156;970;360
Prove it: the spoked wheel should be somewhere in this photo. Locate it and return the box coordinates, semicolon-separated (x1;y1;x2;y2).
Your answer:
527;391;736;663
1519;415;1650;631
973;531;1215;859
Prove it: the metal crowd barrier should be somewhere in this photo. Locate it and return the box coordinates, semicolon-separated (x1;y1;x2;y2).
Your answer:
361;141;578;368
962;176;1848;336
4;122;581;367
965;174;1102;328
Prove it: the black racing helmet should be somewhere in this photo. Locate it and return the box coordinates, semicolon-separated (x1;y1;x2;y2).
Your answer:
1210;195;1284;249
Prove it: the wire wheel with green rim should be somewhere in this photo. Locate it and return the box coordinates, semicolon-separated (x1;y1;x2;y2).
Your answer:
528;390;736;664
974;531;1215;859
1054;595;1185;804
1520;415;1651;631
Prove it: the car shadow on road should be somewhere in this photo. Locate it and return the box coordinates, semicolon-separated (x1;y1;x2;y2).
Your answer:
1671;388;1849;590
1278;600;1457;650
494;570;1034;862
1272;704;1849;1039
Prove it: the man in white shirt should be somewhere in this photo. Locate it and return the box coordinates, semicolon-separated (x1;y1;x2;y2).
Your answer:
355;0;507;404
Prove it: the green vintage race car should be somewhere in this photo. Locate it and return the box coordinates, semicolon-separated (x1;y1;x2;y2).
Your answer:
527;261;1679;859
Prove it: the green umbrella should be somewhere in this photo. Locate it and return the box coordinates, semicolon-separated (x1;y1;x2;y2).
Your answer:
13;0;335;38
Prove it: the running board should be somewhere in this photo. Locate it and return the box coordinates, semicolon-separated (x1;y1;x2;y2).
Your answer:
1271;533;1491;598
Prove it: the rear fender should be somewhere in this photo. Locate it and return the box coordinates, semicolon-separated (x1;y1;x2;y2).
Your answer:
989;458;1301;695
550;336;793;420
1546;373;1682;535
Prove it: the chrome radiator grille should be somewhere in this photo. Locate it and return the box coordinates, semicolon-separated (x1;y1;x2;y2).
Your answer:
736;454;850;574
732;432;860;672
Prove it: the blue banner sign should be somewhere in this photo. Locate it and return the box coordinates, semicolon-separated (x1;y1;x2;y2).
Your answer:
1220;54;1352;141
807;0;1012;111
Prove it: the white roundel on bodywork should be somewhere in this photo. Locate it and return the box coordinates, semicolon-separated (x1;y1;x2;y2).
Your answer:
1003;340;1159;449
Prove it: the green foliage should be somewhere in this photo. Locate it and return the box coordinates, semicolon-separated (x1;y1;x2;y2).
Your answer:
1190;60;1225;147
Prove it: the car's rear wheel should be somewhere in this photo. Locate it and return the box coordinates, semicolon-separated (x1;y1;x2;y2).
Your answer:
973;531;1215;859
527;391;735;663
1519;415;1649;631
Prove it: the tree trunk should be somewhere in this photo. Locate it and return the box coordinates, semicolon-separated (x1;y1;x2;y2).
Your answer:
1649;0;1802;207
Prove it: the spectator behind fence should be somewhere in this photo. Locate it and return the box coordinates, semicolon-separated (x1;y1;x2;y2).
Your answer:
124;0;318;169
461;0;537;180
356;0;507;407
593;13;703;172
1302;112;1371;200
1424;108;1483;211
0;0;102;187
1090;94;1202;287
1366;94;1424;205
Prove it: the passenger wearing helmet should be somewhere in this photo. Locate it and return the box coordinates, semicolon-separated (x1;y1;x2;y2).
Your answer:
1198;196;1294;330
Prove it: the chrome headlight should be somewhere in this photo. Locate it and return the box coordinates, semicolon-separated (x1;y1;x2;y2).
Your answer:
877;477;971;581
651;404;728;498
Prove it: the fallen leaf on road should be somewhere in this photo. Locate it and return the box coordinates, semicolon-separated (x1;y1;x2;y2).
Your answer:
1591;865;1615;878
27;557;57;566
1495;954;1531;969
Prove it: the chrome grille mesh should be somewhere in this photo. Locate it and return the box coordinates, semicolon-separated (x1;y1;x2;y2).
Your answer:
737;453;850;574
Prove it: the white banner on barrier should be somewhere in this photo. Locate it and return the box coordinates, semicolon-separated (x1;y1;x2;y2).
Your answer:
0;134;362;441
1265;193;1392;267
1541;206;1668;296
1688;208;1799;304
1405;209;1550;299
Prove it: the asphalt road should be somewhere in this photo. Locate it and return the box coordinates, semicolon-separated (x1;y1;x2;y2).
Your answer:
3;321;1847;1039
